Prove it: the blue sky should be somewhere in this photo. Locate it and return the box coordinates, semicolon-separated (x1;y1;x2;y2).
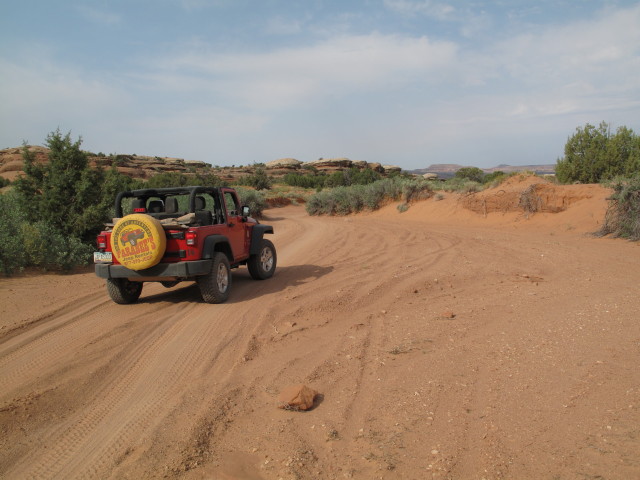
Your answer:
1;1;639;169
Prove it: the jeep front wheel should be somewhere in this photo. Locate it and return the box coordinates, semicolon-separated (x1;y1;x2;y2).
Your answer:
106;278;143;304
197;252;231;303
248;239;277;280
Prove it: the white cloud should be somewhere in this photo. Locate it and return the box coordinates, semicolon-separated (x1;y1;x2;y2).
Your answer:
0;54;130;147
77;5;121;25
2;2;639;168
265;15;304;35
495;4;640;86
440;3;640;124
151;33;458;109
383;0;455;20
178;0;229;12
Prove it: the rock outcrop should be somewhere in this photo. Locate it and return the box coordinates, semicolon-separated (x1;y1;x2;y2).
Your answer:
0;147;403;183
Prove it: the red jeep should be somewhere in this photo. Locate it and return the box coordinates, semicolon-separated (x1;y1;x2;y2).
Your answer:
94;186;276;304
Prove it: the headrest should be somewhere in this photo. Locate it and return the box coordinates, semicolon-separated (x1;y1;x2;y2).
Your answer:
165;197;179;213
148;200;164;213
195;196;206;210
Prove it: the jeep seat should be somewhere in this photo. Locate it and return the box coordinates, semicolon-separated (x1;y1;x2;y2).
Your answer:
148;200;164;213
165;197;179;214
194;196;212;225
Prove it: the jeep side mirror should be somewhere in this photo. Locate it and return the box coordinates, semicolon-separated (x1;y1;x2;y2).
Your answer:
242;205;250;217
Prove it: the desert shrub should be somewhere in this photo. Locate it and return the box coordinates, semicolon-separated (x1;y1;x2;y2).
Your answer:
305;190;337;215
305;177;432;216
146;172;191;188
556;122;640;184
12;130;132;242
455;167;485;183
519;184;542;215
402;180;433;203
284;167;381;190
483;171;506;186
5;130;142;273
441;177;483;193
0;191;91;274
236;187;267;218
0;192;28;274
195;172;227;187
283;172;327;189
348;167;382;185
236;166;272;190
21;221;92;271
146;171;225;189
598;176;640;240
397;203;408;213
360;180;389;210
0;177;11;188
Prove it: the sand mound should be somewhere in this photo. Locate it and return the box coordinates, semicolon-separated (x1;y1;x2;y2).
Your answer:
461;174;605;216
369;174;611;234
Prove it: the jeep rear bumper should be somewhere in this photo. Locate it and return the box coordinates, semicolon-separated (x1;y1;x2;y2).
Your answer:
95;260;212;279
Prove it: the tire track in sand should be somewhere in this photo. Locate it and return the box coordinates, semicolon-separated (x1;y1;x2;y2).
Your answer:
4;300;229;478
0;294;113;398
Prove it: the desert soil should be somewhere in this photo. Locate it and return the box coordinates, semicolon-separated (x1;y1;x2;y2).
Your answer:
1;180;639;480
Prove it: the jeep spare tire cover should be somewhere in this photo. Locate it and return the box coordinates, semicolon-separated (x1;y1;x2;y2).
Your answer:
110;214;167;270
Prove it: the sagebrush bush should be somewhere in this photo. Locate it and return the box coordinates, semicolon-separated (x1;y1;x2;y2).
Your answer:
599;176;640;240
305;177;432;216
284;167;382;190
236;187;267;218
441;177;482;193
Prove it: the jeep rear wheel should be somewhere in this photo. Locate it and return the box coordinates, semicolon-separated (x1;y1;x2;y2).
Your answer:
248;239;277;280
197;252;231;303
106;278;143;304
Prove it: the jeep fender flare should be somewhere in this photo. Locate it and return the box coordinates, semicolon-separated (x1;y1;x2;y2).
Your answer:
202;235;233;262
250;225;274;255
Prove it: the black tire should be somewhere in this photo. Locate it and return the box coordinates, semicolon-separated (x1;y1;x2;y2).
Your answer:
106;278;143;304
247;239;277;280
197;252;231;303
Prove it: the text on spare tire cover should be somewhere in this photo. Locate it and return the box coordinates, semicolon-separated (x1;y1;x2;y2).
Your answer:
112;216;163;269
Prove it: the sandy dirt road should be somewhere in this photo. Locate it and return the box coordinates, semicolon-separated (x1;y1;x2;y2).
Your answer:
1;192;639;479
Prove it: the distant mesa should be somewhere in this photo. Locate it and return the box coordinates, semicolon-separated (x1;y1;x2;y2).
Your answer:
408;163;556;179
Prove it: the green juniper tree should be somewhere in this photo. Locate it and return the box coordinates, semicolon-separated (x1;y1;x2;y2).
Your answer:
556;122;640;183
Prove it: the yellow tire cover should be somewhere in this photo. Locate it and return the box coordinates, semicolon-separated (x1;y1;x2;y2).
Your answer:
110;214;167;271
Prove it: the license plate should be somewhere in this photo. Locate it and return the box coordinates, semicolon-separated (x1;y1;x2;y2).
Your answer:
93;251;113;263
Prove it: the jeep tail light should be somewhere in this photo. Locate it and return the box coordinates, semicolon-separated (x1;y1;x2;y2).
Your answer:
185;230;197;246
97;234;107;249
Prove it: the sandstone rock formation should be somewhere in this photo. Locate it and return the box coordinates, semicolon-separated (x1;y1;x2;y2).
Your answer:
0;147;403;184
